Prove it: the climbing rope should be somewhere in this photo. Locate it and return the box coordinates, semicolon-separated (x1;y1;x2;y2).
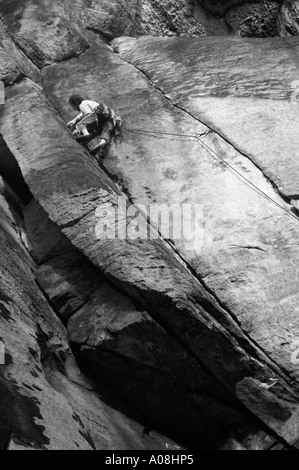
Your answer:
126;127;299;225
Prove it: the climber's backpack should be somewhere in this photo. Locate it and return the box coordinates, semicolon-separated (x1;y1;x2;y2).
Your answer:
95;103;123;140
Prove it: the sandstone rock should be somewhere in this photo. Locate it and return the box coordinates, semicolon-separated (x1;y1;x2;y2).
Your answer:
68;280;250;448
87;35;299;385
56;0;230;38
2;5;299;446
0;20;39;85
105;37;299;401
0;136;33;205
131;0;226;37
23;200;74;264
0;0;89;67
36;251;98;321
56;0;139;39
279;0;299;36
225;1;280;37
20;180;248;447
0;180;177;450
0;44;297;445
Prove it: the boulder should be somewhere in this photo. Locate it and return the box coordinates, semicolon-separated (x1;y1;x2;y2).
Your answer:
279;0;299;36
225;1;280;37
0;20;39;85
130;0;226;37
0;0;89;67
57;0;229;38
56;0;140;38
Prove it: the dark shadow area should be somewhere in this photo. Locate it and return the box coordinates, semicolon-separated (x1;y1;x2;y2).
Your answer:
70;344;236;450
0;135;33;205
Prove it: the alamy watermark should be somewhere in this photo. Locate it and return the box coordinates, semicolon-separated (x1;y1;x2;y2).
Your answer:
0;81;4;105
94;197;204;252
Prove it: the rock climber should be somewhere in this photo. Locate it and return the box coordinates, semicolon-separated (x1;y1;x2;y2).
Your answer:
67;94;121;152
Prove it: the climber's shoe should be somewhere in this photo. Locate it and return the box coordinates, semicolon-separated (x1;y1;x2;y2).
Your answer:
90;144;103;156
89;139;107;156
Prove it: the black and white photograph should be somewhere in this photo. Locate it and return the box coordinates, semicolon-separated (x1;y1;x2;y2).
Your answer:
0;0;299;455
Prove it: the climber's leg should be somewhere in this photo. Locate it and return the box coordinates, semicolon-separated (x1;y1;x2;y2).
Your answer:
99;120;115;145
75;113;97;137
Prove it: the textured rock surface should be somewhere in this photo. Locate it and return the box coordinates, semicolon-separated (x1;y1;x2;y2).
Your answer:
0;136;33;204
0;0;89;67
26;178;271;448
0;34;298;447
2;0;299;451
0;20;39;85
55;0;229;37
56;0;140;38
225;1;280;37
0;177;174;450
24;180;248;447
131;0;228;37
279;0;299;36
112;35;299;380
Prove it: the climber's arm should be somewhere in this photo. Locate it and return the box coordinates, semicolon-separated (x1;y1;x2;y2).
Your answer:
67;112;84;127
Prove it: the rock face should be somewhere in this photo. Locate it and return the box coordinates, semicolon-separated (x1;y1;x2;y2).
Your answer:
0;1;89;67
0;0;295;43
225;1;281;37
1;0;299;451
56;0;295;38
0;177;173;450
279;0;299;36
111;34;299;380
0;19;39;85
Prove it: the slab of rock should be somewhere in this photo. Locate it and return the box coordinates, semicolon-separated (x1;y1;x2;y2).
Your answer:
3;0;299;451
0;52;298;444
23;200;74;264
56;0;140;38
279;0;299;36
0;0;89;67
0;20;39;85
130;0;225;37
56;0;229;38
68;279;250;448
23;151;249;447
0;182;177;450
112;35;299;390
49;35;299;389
115;36;299;198
225;1;280;37
112;35;299;380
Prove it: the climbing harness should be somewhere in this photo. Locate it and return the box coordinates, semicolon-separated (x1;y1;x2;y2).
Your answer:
95;103;123;140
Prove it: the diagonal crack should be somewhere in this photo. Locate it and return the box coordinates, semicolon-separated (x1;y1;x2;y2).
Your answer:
113;48;299;392
119;51;298;206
